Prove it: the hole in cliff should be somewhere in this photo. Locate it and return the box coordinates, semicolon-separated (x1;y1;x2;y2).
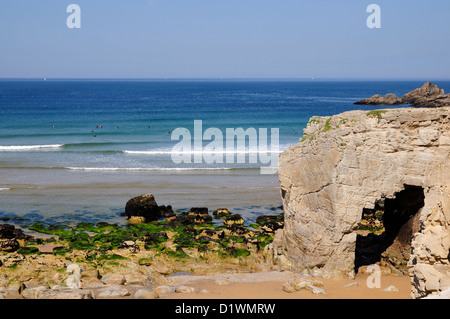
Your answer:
354;185;424;274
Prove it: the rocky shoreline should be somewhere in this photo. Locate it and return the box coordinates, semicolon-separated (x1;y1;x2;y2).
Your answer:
1;193;416;300
0;197;288;299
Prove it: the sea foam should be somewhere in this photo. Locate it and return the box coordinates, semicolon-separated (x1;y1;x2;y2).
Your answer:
65;167;235;172
0;144;63;151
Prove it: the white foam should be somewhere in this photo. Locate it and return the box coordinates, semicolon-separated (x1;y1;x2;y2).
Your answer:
65;167;235;172
124;149;283;155
0;188;11;191
0;144;63;151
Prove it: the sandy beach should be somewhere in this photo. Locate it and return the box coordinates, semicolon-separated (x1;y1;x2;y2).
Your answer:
160;271;411;299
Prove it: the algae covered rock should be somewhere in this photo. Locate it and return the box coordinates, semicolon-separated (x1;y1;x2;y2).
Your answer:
125;193;161;222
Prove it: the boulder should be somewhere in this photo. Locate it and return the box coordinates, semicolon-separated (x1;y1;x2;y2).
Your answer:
22;286;49;299
66;264;81;289
175;285;195;293
39;288;95;299
188;207;209;215
197;229;224;240
118;240;140;253
154;285;176;295
141;232;168;246
213;208;232;217
174;208;212;225
0;239;20;252
98;286;130;298
0;224;15;239
124;274;149;286
282;282;295;293
134;289;159;299
159;205;175;219
256;215;284;233
7;280;25;296
100;273;126;286
125;193;161;222
80;278;105;289
0;224;32;251
223;214;245;227
422;288;450;299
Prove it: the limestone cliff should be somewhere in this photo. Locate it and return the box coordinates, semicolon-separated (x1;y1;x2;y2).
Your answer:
270;106;449;298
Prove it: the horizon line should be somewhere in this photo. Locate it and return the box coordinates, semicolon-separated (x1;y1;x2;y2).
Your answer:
1;77;450;82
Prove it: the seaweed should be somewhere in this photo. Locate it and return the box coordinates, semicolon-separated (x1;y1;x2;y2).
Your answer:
366;109;387;120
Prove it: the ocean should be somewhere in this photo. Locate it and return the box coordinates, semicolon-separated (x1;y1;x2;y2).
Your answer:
1;79;448;227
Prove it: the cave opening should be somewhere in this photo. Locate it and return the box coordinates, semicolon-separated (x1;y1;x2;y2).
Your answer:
354;185;425;274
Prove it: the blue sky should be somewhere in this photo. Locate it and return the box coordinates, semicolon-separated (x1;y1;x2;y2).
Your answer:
0;0;449;79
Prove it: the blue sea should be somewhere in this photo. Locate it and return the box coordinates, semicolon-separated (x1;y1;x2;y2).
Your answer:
1;79;448;227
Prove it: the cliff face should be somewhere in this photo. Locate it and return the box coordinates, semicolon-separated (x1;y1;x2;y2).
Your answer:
272;107;449;298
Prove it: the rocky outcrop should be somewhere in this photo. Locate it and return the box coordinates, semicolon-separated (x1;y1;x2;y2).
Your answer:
272;106;450;298
125;193;174;222
0;224;32;252
354;93;403;105
355;82;450;107
402;81;445;106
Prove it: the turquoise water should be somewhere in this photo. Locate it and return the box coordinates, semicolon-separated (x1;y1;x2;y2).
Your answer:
1;79;448;226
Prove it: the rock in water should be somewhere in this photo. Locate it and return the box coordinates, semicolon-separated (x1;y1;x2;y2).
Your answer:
213;208;232;217
401;81;444;103
125;193;161;222
401;82;450;107
159;205;175;219
0;224;15;239
354;93;403;105
355;82;450;107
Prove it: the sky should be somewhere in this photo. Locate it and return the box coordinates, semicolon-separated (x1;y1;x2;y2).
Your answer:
0;0;449;79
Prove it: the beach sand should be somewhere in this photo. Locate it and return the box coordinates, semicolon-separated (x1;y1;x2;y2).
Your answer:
160;271;411;299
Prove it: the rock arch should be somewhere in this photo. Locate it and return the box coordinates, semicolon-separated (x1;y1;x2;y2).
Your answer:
354;185;424;274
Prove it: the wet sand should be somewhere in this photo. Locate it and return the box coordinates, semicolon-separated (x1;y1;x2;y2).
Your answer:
161;271;411;299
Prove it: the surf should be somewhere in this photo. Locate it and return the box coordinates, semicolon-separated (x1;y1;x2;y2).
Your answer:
0;144;63;151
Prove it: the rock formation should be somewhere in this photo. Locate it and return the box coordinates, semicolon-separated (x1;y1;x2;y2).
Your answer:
355;82;450;107
125;193;174;222
402;81;445;106
354;93;403;105
0;224;32;252
271;106;449;298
